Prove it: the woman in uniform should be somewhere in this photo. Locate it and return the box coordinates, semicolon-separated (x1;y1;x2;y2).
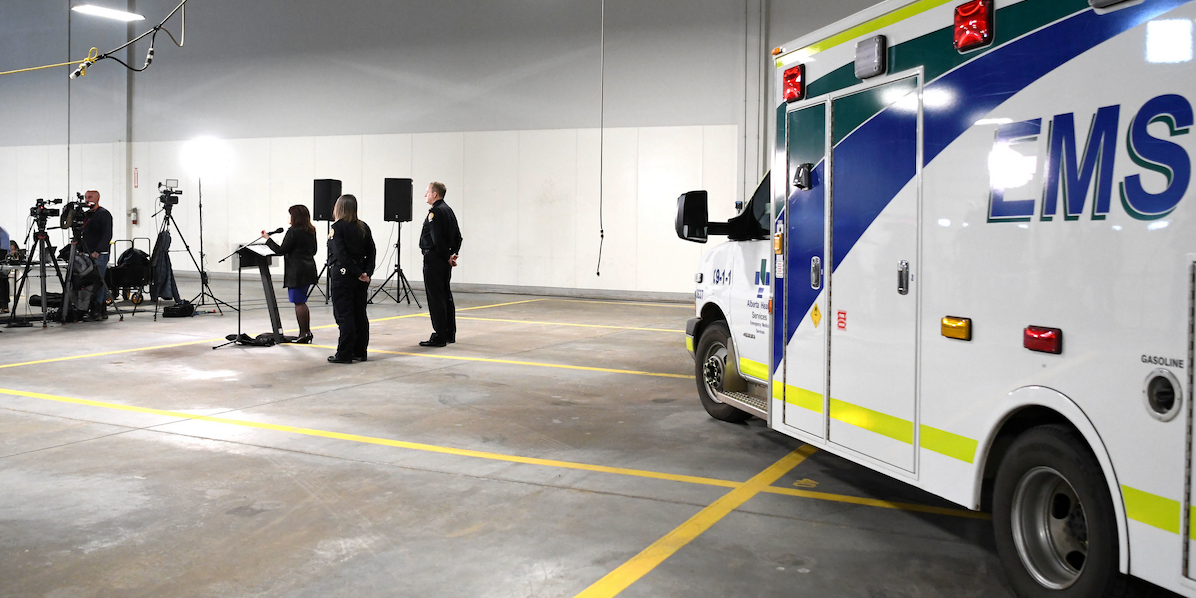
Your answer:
326;194;376;363
262;204;319;343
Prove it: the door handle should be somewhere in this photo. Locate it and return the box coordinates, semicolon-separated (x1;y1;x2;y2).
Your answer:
898;260;910;295
811;256;821;290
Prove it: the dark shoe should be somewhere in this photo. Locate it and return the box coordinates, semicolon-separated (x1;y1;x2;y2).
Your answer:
296;333;314;344
327;355;354;364
446;336;455;344
419;336;447;347
353;355;367;362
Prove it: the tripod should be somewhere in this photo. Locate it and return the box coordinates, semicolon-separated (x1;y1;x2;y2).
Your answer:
368;221;420;306
7;218;65;328
152;197;235;315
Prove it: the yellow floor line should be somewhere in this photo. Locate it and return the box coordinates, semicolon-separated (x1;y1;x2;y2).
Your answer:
453;316;683;333
0;298;543;369
0;386;984;521
550;299;692;309
0;338;225;369
0;386;737;487
759;487;991;520
573;445;817;598
301;343;694;379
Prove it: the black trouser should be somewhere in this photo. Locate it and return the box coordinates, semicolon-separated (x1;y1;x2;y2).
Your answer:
331;277;369;359
423;255;455;340
0;271;8;308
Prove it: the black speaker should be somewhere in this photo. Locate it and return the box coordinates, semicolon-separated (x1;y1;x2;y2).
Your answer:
384;178;413;222
313;179;341;222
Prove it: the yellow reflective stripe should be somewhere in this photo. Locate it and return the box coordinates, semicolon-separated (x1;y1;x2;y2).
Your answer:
829;398;914;445
1192;506;1196;540
1122;486;1181;534
686;336;694;352
919;424;978;464
739;358;768;380
776;0;955;67
774;383;824;414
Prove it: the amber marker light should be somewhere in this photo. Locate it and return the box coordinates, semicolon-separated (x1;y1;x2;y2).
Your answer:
941;316;972;341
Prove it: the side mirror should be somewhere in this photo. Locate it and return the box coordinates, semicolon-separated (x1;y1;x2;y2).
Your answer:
675;190;709;243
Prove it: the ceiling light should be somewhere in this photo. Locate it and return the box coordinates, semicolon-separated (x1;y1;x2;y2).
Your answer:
72;4;145;22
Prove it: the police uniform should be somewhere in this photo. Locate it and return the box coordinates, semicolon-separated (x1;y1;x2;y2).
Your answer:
419;198;462;343
327;219;376;362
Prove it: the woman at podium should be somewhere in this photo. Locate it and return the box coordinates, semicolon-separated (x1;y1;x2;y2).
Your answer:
262;205;319;343
326;195;376;363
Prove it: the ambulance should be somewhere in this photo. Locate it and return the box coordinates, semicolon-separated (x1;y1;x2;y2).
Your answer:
677;0;1196;595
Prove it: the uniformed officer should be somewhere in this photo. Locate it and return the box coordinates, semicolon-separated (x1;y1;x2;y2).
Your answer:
326;194;376;363
418;181;462;347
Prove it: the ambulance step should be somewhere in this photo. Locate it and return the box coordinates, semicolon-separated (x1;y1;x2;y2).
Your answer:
719;390;768;418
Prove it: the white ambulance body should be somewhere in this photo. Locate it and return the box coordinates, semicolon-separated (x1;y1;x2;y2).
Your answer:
679;0;1196;595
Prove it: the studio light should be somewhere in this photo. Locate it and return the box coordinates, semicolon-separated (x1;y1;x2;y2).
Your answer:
71;4;146;22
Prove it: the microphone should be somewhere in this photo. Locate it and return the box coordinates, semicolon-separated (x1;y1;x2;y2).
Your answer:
69;59;95;80
266;228;284;235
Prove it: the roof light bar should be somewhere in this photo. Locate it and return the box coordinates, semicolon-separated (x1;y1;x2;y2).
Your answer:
954;0;993;53
72;4;145;22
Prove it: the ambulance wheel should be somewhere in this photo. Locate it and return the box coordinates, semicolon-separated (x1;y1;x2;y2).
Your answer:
694;320;751;423
993;425;1130;598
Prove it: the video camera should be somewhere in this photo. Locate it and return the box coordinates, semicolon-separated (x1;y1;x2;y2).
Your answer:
158;179;182;206
61;192;96;240
29;198;63;228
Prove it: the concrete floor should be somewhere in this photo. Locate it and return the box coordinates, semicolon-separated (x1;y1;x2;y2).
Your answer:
1;278;1021;597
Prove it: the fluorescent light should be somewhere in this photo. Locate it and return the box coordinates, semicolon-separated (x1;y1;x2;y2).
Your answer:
72;4;145;22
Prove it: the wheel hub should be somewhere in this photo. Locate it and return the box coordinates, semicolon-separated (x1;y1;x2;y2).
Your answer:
702;343;727;404
1011;467;1088;589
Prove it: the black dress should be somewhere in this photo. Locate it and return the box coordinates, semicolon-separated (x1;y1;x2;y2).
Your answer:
327;219;376;360
265;227;318;288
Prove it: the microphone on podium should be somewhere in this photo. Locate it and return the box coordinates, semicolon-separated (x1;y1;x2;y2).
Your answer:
264;228;284;236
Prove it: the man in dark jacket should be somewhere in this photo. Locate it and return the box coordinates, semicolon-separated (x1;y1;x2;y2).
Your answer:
418;181;462;347
81;190;113;319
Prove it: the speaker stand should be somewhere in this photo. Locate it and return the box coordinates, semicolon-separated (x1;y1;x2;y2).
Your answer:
307;220;332;304
368;221;420;307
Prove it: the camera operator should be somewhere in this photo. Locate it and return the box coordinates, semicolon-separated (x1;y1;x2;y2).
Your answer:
81;190;112;320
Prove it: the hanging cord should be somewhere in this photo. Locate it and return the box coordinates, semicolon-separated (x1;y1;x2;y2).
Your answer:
595;0;606;277
0;0;187;79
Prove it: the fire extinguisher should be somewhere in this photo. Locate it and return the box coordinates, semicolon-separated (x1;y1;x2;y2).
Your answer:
129;207;140;226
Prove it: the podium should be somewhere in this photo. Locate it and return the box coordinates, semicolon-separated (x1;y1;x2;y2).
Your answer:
213;242;292;349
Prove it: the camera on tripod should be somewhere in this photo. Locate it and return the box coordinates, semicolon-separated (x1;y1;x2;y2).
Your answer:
61;193;95;241
158;179;182;206
29;198;63;223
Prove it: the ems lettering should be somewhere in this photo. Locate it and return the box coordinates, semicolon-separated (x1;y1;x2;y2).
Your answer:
987;94;1193;223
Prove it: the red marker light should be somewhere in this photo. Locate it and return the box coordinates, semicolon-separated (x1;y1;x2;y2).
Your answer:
783;64;805;103
1024;326;1062;354
954;0;993;53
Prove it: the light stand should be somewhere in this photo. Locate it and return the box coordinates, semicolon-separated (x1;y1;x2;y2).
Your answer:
307;220;331;304
189;178;229;313
149;187;235;319
368;221;420;306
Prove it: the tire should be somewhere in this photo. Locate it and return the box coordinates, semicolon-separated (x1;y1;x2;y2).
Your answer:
993;425;1131;598
693;320;751;423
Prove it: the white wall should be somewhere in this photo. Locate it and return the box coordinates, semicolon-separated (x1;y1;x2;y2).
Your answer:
99;125;738;294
